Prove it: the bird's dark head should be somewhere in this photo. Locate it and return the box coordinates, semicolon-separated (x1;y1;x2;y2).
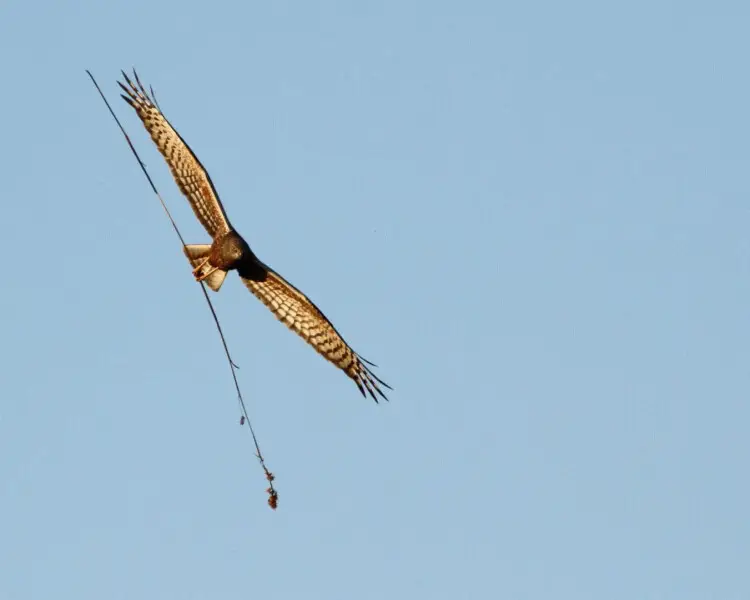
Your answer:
212;231;251;270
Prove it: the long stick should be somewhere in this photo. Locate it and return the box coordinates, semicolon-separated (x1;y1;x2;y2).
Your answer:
86;70;278;510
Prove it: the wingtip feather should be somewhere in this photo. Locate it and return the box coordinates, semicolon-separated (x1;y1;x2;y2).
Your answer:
133;69;148;97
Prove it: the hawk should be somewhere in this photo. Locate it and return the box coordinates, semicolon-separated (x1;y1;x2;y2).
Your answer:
119;71;390;402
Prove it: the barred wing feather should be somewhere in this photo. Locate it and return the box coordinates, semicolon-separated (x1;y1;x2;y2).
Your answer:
240;263;391;402
119;71;232;238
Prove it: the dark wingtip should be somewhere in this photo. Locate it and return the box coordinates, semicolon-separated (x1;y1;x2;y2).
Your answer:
357;354;393;402
362;376;379;403
369;370;392;390
133;69;147;96
358;354;379;368
373;384;389;403
150;84;163;111
117;81;131;95
363;372;387;403
351;353;391;402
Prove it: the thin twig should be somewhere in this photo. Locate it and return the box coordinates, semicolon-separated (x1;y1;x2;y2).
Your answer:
86;69;278;509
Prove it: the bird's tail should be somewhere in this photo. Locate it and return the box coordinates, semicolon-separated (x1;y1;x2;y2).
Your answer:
183;244;228;292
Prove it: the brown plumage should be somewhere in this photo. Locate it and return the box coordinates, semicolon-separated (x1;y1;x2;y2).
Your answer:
119;70;390;402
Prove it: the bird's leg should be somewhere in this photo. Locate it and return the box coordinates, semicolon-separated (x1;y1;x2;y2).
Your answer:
196;265;219;281
192;257;219;282
191;257;210;278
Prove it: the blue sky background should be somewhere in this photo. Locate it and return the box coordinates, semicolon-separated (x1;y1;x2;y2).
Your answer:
2;1;749;598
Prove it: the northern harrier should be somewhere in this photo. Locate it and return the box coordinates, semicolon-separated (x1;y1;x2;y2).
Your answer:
119;71;390;401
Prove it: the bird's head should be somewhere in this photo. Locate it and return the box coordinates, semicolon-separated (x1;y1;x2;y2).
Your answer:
216;231;251;270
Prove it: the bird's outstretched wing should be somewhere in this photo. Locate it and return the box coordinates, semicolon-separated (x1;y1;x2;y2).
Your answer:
239;261;391;402
118;70;232;238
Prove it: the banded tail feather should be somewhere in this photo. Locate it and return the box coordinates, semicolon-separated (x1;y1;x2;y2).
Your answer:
183;244;228;292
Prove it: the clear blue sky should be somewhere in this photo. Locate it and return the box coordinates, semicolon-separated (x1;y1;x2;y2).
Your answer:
2;1;749;598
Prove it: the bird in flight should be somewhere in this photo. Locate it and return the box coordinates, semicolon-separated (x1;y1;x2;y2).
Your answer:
119;71;390;402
